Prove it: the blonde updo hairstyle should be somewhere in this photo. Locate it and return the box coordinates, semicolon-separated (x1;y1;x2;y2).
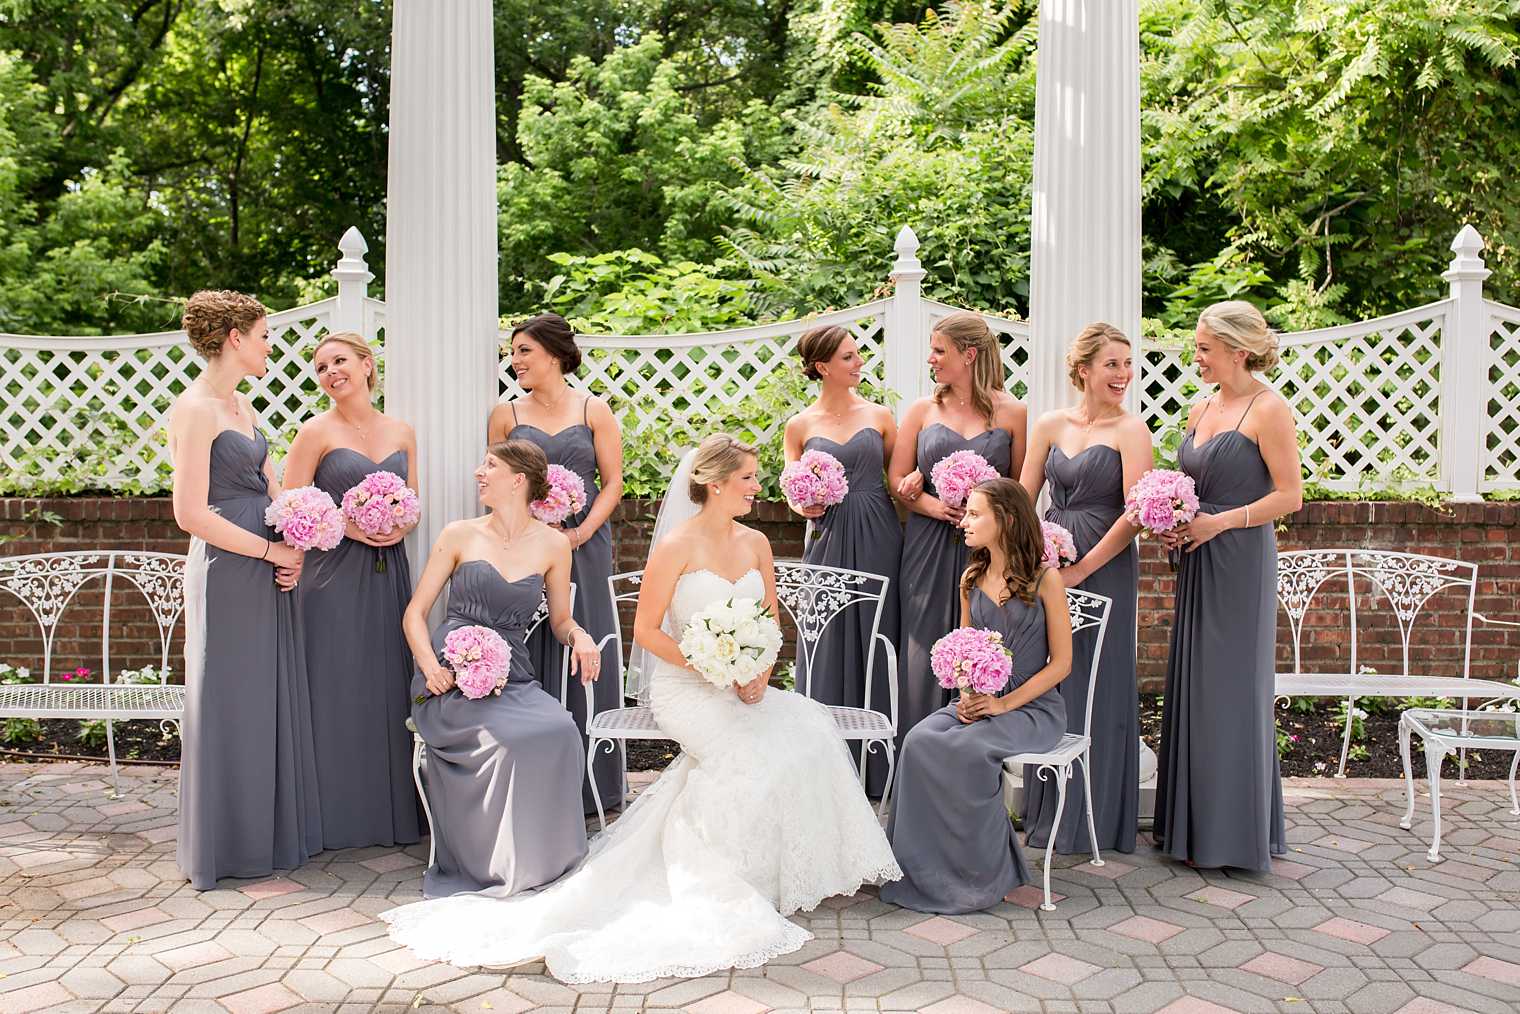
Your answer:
931;310;1005;423
797;325;850;382
688;433;758;505
182;290;267;359
314;331;378;390
487;439;551;502
1197;300;1280;373
1067;322;1131;391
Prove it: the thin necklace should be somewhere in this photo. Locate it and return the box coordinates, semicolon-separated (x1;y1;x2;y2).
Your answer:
336;406;376;438
531;383;571;414
490;514;533;549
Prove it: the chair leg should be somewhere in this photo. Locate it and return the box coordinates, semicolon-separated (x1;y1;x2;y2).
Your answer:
105;718;120;798
587;738;608;834
412;735;437;871
1078;751;1103;867
619;740;629;804
1335;695;1355;777
877;741;897;819
1042;765;1069;912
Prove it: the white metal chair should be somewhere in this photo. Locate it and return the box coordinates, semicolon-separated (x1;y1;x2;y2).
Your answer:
1274;549;1520;776
0;551;187;795
410;582;575;869
584;563;899;831
773;561;898;813
1000;587;1112;912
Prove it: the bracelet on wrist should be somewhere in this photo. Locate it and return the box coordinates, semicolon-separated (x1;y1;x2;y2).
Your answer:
260;539;271;561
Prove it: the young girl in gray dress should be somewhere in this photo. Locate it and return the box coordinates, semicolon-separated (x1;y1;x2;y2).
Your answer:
283;332;420;851
1019;323;1150;855
404;440;602;897
888;312;1027;750
1156;301;1302;871
783;324;901;795
488;314;624;815
883;479;1072;914
169;290;321;890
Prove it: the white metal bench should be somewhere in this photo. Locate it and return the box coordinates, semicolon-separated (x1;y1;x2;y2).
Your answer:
1275;549;1520;776
0;551;187;794
408;583;577;869
1001;587;1113;911
585;562;899;831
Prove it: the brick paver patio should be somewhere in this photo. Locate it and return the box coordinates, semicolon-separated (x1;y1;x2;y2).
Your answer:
1;763;1516;1013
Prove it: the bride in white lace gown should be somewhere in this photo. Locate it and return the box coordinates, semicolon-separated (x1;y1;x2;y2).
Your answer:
383;434;900;983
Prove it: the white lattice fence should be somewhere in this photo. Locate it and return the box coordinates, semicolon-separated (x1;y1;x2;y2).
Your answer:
0;297;371;490
924;301;1032;398
498;302;891;448
1484;300;1520;490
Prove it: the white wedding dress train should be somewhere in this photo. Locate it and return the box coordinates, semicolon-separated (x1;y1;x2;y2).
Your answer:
382;568;901;983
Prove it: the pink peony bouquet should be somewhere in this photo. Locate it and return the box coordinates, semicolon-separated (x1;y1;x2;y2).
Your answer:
1041;520;1078;570
930;449;1000;509
780;449;849;510
264;486;344;552
530;464;588;526
1123;468;1200;534
342;470;420;539
930;626;1013;696
441;625;512;699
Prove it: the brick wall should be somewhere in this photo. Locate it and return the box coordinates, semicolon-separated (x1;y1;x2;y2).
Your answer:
4;497;1518;690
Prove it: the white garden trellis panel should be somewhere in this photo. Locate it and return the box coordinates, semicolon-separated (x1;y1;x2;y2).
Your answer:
2;224;1516;498
498;302;891;449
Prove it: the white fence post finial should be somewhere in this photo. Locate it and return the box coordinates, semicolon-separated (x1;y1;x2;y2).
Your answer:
1441;224;1490;502
331;226;373;335
885;225;929;411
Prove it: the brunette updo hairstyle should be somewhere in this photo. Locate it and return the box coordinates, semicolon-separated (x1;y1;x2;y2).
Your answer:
182;290;267;359
1066;322;1131;391
797;324;850;381
1197;301;1280;373
487;439;551;502
512;313;582;375
688;433;758;505
314;331;378;390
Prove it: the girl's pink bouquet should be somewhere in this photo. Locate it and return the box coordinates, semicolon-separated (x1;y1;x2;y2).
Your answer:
1125;468;1200;571
1041;520;1078;570
530;464;588;526
930;449;999;509
1124;468;1200;534
781;449;849;510
264;486;344;552
441;625;512;700
342;470;420;571
930;626;1013;696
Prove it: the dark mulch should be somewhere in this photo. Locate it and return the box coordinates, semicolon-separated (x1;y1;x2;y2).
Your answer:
3;697;1514;781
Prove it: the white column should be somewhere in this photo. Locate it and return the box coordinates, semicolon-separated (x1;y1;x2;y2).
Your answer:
1441;225;1489;503
1027;0;1141;422
885;226;931;410
385;0;499;573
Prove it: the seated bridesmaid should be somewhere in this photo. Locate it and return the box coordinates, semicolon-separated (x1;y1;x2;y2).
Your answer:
881;478;1072;914
282;331;421;852
404;439;601;898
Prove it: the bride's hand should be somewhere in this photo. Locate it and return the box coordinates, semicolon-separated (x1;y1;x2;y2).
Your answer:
735;673;767;706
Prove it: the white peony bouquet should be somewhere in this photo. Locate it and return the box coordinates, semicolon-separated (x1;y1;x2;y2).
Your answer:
678;597;785;692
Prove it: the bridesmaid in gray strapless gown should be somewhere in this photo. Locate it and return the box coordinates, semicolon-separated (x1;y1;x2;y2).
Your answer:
509;400;623;814
883;572;1066;914
1155;396;1286;871
412;565;588;897
300;448;420;850
179;429;323;888
1023;445;1139;854
897;425;1012;741
799;427;902;795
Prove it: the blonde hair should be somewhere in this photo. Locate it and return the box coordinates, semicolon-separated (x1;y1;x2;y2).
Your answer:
1066;322;1131;390
314;331;378;390
1197;300;1280;373
932;311;1004;423
688;433;758;504
182;290;267;359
